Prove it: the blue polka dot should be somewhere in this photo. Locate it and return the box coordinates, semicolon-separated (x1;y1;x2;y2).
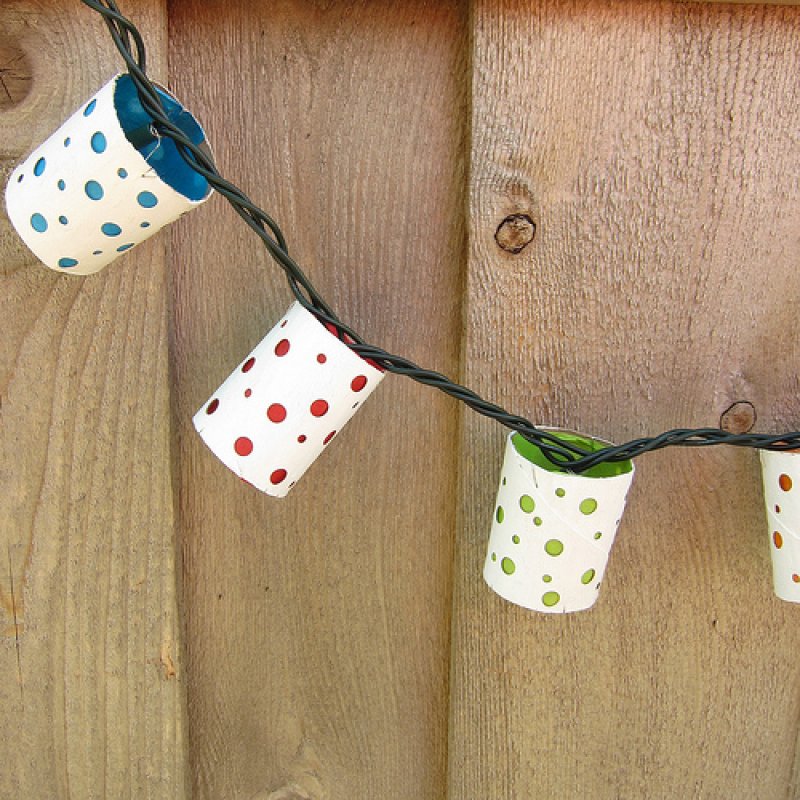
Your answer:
91;132;107;153
63;137;71;147
101;222;122;237
33;158;46;176
16;174;24;183
30;213;47;233
116;243;134;253
117;168;128;179
83;99;97;116
58;216;68;225
93;250;103;256
58;258;78;269
137;191;158;209
57;179;66;191
85;180;104;200
140;221;151;228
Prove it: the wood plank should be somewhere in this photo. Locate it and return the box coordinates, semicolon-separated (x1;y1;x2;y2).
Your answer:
168;1;467;797
0;2;188;797
450;1;800;798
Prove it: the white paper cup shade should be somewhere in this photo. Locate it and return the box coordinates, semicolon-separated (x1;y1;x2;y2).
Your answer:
484;430;635;613
760;450;800;602
193;302;386;497
5;73;212;275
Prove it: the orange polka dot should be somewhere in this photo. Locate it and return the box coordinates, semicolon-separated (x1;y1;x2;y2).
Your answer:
792;574;800;584
779;474;793;492
773;531;783;549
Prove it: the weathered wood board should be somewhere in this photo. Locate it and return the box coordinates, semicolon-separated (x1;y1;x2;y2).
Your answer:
0;1;188;798
169;1;466;797
450;1;800;799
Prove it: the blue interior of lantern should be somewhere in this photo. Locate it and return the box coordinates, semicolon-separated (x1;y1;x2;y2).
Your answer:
114;74;210;202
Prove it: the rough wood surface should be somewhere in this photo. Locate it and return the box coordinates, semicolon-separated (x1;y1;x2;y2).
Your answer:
168;1;467;797
449;2;800;799
0;2;188;797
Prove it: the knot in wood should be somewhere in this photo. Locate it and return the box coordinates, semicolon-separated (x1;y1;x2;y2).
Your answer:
719;401;756;434
0;39;33;110
495;214;536;254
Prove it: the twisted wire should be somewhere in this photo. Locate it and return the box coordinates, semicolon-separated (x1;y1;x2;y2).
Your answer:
79;0;800;472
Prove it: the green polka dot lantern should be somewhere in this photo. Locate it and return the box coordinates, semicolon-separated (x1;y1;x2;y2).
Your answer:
484;431;634;613
759;450;800;603
4;74;212;275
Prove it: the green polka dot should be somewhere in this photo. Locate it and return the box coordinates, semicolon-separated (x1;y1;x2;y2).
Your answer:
496;506;504;524
593;531;602;540
545;539;564;556
542;574;552;583
512;534;520;544
581;569;596;584
502;478;507;486
579;498;598;515
519;495;535;513
501;557;515;575
542;591;560;607
491;552;497;562
533;517;542;526
555;488;566;498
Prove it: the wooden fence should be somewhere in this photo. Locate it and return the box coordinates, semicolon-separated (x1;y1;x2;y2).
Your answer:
2;1;799;797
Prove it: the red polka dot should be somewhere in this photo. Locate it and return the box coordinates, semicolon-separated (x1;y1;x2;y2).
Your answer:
317;354;327;364
234;437;253;456
779;474;793;491
776;505;782;514
280;320;288;328
267;403;287;423
774;531;784;549
297;434;307;443
351;375;368;392
793;574;800;584
310;399;329;417
275;339;290;357
323;430;337;445
242;357;255;373
244;388;252;398
270;468;287;485
206;398;219;414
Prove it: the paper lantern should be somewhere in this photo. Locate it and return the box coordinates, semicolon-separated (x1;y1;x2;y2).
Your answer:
194;301;385;496
4;73;212;275
759;450;800;602
484;430;635;613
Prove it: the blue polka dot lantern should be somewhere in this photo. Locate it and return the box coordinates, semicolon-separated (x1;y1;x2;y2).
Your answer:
485;430;635;613
4;73;212;275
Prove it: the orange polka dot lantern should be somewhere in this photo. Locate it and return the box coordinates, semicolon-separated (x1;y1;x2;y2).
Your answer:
485;430;635;613
759;451;800;603
4;74;212;275
193;302;385;496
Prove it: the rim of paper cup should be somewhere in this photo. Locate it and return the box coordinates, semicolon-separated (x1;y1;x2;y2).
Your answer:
511;428;634;478
114;74;212;201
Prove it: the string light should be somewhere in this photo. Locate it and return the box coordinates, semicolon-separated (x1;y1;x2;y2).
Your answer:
80;0;800;472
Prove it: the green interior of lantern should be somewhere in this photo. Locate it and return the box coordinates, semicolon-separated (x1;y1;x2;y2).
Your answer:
511;431;633;478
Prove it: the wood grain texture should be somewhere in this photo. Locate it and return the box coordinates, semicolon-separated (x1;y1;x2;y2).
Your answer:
0;2;188;797
450;2;800;799
168;1;467;797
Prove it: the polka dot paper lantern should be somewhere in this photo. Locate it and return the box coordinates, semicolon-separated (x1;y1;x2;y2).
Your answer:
193;301;385;496
484;430;635;613
5;73;212;275
759;450;800;602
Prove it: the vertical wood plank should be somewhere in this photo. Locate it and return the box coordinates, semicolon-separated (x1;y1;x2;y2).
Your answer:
168;1;467;797
0;2;188;797
451;1;800;798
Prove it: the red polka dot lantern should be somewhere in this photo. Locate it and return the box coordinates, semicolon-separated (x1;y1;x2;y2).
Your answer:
4;74;212;275
484;430;635;613
193;301;385;496
759;450;800;602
